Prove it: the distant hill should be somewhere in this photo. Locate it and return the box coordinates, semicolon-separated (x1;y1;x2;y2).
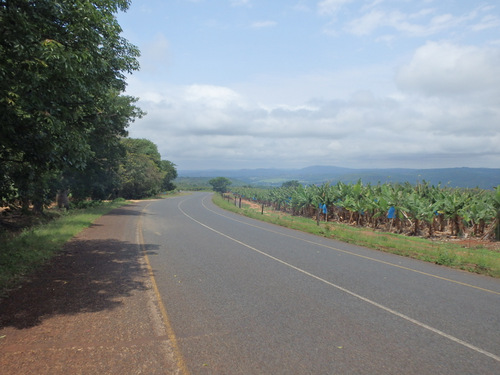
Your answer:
177;166;500;190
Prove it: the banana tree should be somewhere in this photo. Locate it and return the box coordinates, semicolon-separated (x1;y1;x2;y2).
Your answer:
290;184;313;216
494;186;500;240
402;191;434;236
459;191;495;237
434;189;470;236
385;184;407;233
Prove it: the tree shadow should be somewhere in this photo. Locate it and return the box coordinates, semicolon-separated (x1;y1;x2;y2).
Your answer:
0;237;159;329
106;204;154;217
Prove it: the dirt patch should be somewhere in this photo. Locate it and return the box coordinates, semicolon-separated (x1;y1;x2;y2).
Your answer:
444;238;500;251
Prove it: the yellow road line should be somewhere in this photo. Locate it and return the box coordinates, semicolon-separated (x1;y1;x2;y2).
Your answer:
138;204;191;375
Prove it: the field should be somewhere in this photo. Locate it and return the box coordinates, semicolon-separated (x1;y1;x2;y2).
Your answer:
213;190;500;278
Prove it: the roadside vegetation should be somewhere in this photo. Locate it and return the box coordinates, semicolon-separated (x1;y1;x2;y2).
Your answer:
1;1;178;212
0;1;182;293
0;191;185;294
0;199;128;294
213;182;500;278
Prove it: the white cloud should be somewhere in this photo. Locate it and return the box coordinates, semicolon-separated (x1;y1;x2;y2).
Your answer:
345;9;464;37
251;20;277;29
125;72;500;170
396;41;500;96
119;1;500;170
138;33;170;73
293;1;312;13
182;85;243;109
230;0;251;7
318;0;352;16
471;14;500;31
345;9;384;35
342;2;500;38
362;0;386;12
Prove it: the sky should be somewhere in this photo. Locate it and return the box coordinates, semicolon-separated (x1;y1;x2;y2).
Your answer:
116;0;500;171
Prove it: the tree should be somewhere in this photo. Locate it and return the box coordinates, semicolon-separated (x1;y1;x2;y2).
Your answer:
118;152;163;199
62;92;144;201
494;186;500;240
282;180;301;189
118;138;165;199
120;138;162;163
0;0;141;211
160;160;178;191
209;177;232;195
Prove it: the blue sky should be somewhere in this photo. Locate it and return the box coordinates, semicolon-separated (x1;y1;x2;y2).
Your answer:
117;0;500;171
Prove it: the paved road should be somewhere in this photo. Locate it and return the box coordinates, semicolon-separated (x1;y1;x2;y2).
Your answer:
141;192;500;374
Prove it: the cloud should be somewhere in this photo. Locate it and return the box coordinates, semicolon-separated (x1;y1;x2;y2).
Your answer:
230;0;251;7
182;85;243;109
340;2;500;38
138;33;170;73
471;14;500;31
345;9;384;35
251;20;277;29
125;74;500;170
396;41;500;96
293;1;312;13
119;2;500;170
345;9;465;37
318;0;352;16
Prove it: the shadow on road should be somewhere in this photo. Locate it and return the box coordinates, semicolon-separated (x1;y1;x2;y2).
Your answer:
106;203;159;217
0;237;159;330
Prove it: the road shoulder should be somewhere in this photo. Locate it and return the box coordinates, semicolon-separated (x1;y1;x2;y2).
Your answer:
0;203;178;375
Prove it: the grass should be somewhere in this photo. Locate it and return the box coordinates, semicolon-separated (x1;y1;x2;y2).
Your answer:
213;194;500;278
0;199;129;294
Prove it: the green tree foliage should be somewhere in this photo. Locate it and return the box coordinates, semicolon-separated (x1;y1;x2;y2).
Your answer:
209;177;232;195
494;186;500;240
281;180;301;189
63;92;144;201
160;160;178;191
118;138;176;199
0;0;141;210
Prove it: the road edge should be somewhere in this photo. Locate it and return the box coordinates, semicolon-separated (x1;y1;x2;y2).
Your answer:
137;202;191;375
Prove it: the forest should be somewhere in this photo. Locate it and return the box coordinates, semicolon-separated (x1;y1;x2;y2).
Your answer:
0;1;176;213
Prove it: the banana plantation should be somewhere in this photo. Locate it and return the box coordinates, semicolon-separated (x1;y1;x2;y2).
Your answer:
230;181;500;241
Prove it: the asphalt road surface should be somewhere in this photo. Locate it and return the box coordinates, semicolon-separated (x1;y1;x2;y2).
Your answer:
140;192;500;374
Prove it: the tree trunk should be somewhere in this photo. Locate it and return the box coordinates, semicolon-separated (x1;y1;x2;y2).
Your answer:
496;214;500;241
412;219;419;236
56;189;70;210
33;200;44;214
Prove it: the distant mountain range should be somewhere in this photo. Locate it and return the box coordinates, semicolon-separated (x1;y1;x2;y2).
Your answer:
177;166;500;189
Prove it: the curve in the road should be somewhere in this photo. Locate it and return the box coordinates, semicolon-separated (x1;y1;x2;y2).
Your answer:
200;195;500;296
175;195;500;363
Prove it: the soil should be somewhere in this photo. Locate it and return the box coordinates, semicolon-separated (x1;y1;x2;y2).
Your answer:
0;203;178;374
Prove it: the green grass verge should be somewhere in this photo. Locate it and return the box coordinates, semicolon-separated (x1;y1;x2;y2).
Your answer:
0;199;130;294
213;194;500;278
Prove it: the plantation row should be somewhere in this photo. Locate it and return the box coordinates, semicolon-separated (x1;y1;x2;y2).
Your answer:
229;181;500;240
